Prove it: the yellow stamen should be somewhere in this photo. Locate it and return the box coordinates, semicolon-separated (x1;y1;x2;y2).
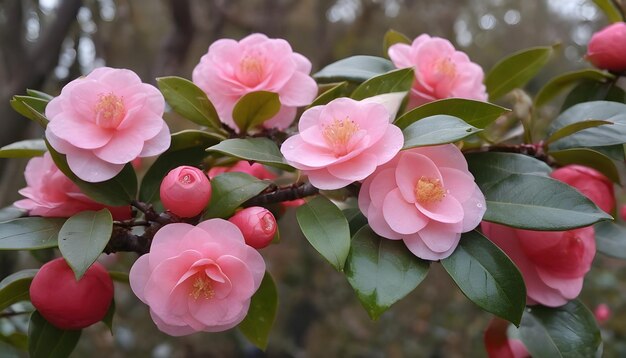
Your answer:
415;177;445;203
322;118;359;157
95;93;125;128
435;57;457;77
190;276;215;300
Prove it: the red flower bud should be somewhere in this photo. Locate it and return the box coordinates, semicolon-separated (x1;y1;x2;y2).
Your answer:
594;303;611;323
550;165;615;214
229;206;277;249
160;166;212;218
587;22;626;72
30;258;114;330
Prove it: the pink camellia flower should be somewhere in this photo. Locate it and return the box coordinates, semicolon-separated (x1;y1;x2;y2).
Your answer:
481;222;595;307
484;318;530;358
160;166;212;218
358;145;486;260
14;152;131;219
45;67;171;182
229;207;277;249
586;22;626;72
551;165;614;213
129;219;265;336
192;33;317;131
281;98;403;190
388;34;488;108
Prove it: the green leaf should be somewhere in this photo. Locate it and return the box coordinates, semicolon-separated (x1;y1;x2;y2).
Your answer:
549;148;620;183
238;272;278;350
519;300;601;358
394;98;510;129
10;96;49;128
314;55;395;83
534;69;614;107
309;82;350;107
0;269;38;311
466;152;552;189
350;68;413;100
0;217;65;250
207;138;293;171
592;0;624;22
383;29;411;56
562;80;626;111
139;130;220;203
594;221;626;260
345;225;429;320
441;231;526;325
296;196;351;271
156;76;223;132
402;115;482;149
485;46;554;100
26;89;53;101
0;206;26;222
203;172;270;219
28;311;81;358
481;174;611;230
58;209;113;280
46;143;137;206
343;208;368;236
102;300;115;335
232;91;281;133
0;332;28;351
108;271;130;284
0;139;47;158
546;119;613;144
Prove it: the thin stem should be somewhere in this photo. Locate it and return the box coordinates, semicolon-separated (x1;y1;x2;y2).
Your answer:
0;310;32;319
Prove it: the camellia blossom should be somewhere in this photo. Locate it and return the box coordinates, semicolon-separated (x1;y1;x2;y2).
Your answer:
358;145;486;260
45;67;171;182
551;165;614;213
192;33;317;131
388;34;488;108
281;97;404;190
484;318;529;358
129;219;265;335
586;22;626;72
14;152;130;219
481;222;595;307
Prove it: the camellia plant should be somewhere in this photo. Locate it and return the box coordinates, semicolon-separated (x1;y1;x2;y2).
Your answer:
1;4;626;357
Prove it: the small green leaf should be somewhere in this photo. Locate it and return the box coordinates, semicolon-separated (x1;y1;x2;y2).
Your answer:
108;271;130;284
0;217;65;250
0;269;38;311
534;69;614;107
102;300;115;335
592;0;624;22
345;225;429;320
296;196;351;271
28;311;81;358
562;80;626;111
203;172;270;219
441;231;526;325
351;68;413;100
0;139;47;158
26;89;53;101
519;300;601;358
402;115;482;149
485;46;554;100
466;152;551;189
232;91;281;133
10;96;49;128
207;138;293;171
546;119;613;144
309;82;350;107
314;55;395;83
395;98;509;129
549;148;620;183
238;272;278;350
58;209;113;280
594;221;626;260
383;29;411;56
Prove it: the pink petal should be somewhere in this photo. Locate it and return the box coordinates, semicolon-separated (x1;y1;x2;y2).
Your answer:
350;103;390;145
388;43;414;68
358;174;373;214
439;167;475;202
93;130;144;164
367;125;403;165
47;115;114;150
382;188;428;234
139;122;171;157
327;153;378;181
460;186;486;232
149;223;196;265
66;149;125;182
262;104;297;130
417;221;461;253
536;268;584;300
196;219;245;244
129;254;152;303
403;232;460;260
368;168;397;208
367;204;404;240
414;144;469;171
305;168;353;190
281;136;339;168
415;194;464;224
216;256;256;300
150;309;199;336
45;129;75;154
298;105;325;132
279;72;317;107
291;52;312;73
395;152;443;203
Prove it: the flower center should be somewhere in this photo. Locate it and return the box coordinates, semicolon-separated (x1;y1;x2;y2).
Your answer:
95;93;125;129
179;173;195;185
261;213;275;234
190;276;215;300
238;55;265;86
322;118;360;157
415;177;445;203
434;57;457;77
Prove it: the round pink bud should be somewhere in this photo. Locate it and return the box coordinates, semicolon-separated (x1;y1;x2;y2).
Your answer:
594;303;611;323
587;22;626;72
160;166;211;218
228;207;277;249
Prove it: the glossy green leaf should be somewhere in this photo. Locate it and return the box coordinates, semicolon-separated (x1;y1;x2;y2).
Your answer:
58;209;113;280
549;148;620;183
26;89;53;101
345;225;429;320
156;76;223;132
594;221;626;260
0;217;65;250
383;29;411;56
0;139;46;158
441;231;525;325
394;98;510;129
314;55;395;83
309;82;350;107
351;68;413;100
232;91;281;133
203;172;270;219
0;269;38;311
535;69;614;107
343;208;368;236
592;0;624;22
594;144;625;161
562;80;626;111
207;138;293;171
546;119;613;144
238;272;278;350
466;152;551;189
28;311;81;358
10;96;49;128
485;46;554;100
102;300;115;335
0;206;26;222
402;115;481;149
519;300;601;358
296;196;351;271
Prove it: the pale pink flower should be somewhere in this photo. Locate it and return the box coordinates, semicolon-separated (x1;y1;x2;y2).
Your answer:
192;33;317;131
14;152;131;219
481;222;595;307
281;98;404;190
358;145;486;260
551;165;615;214
587;22;626;72
45;67;171;182
129;219;265;336
388;34;487;108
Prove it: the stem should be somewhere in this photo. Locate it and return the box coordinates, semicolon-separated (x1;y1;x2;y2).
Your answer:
462;142;554;165
243;182;318;207
0;310;32;319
